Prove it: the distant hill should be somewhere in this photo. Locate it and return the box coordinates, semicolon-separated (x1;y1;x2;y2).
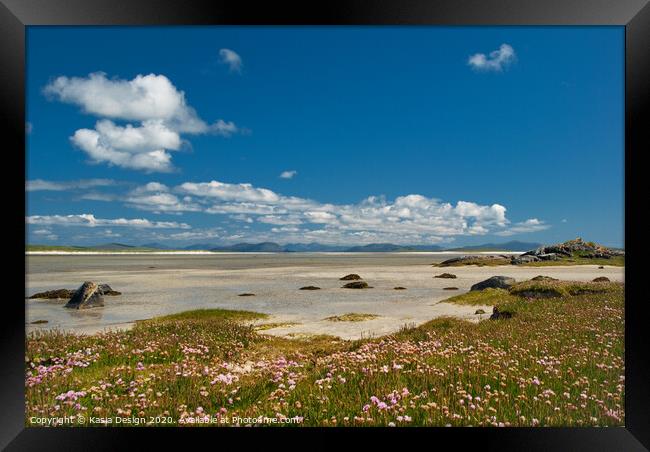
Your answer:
211;242;286;252
209;242;446;252
87;243;140;251
183;243;218;251
284;243;348;252
27;243;160;252
140;242;172;250
28;240;544;253
345;243;443;252
448;241;542;252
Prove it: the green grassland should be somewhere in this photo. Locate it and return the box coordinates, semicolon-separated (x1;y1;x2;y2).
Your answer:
26;280;624;427
435;255;624;268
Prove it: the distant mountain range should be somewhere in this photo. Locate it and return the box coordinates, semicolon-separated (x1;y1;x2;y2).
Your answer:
28;240;542;253
447;241;542;252
160;240;538;252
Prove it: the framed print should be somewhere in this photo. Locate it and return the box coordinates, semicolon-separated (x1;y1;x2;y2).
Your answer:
2;0;649;449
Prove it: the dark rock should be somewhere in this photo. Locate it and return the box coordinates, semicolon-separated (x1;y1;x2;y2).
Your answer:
475;309;486;315
28;289;76;300
521;238;624;260
299;286;321;290
238;293;256;297
393;287;407;290
340;274;362;281
439;255;510;267
537;253;561;261
97;284;121;296
30;320;48;324
342;281;369;289
443;287;459;290
531;275;559;282
65;282;105;309
434;273;457;279
598;266;605;269
489;306;513;320
592;276;610;282
511;255;540;265
470;276;516;291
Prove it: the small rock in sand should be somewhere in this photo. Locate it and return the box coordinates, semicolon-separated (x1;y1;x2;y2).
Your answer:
443;287;459;290
299;286;321;290
434;273;457;279
598;266;605;269
340;274;362;281
238;293;256;297
531;275;558;282
30;320;49;324
470;276;516;291
393;286;407;290
29;289;76;300
342;281;369;289
475;309;486;315
65;282;105;309
592;276;610;282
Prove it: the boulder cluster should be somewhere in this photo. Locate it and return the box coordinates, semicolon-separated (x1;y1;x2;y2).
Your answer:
514;238;624;264
29;282;121;310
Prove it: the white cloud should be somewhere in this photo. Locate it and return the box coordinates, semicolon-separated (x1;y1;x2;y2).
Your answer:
120;179;545;244
71;126;175;172
26;179;116;191
495;218;550;236
26;122;33;134
219;49;243;73
44;72;243;172
26;214;190;229
468;43;516;72
179;181;281;203
125;182;201;213
280;170;297;179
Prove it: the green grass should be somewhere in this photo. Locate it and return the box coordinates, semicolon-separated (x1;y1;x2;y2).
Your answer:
26;244;198;253
435;254;624;268
26;244;90;252
509;280;619;298
26;285;624;427
441;288;519;306
324;313;380;322
145;308;268;323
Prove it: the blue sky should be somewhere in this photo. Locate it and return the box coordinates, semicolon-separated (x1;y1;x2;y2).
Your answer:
26;26;624;247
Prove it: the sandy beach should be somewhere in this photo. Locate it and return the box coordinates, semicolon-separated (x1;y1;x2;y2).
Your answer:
25;254;624;340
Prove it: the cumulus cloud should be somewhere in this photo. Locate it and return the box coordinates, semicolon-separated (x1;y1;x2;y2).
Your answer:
280;170;297;179
468;43;516;72
47;179;546;244
219;49;243;73
27;179;116;191
495;218;550;236
118;179;543;244
125;182;201;213
44;72;242;172
179;181;281;203
26;213;190;229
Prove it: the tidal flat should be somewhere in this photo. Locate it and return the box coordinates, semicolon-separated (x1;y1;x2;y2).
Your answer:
26;253;623;339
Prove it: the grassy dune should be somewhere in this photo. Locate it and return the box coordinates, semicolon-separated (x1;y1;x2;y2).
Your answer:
436;255;624;268
26;282;624;427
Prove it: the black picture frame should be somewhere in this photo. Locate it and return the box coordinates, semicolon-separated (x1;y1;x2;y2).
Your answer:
2;0;648;449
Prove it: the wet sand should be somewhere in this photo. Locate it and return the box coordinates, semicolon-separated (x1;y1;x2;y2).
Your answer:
25;254;624;340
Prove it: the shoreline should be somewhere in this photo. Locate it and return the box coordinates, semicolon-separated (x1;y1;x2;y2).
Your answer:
26;250;525;256
26;260;624;339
